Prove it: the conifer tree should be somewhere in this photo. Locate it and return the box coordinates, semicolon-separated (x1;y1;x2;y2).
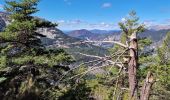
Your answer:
149;32;170;99
111;11;153;100
0;0;72;99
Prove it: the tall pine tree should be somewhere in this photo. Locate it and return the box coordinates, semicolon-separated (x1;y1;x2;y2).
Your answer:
109;11;154;100
0;0;72;99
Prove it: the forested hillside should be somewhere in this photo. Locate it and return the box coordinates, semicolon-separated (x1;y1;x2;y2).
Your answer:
0;0;170;100
0;11;109;63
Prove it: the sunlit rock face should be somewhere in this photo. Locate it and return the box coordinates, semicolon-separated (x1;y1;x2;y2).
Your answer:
0;12;76;46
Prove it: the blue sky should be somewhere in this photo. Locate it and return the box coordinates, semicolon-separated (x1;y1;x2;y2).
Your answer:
0;0;170;30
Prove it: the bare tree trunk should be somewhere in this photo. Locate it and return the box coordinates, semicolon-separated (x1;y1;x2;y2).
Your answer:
128;31;138;100
140;71;154;100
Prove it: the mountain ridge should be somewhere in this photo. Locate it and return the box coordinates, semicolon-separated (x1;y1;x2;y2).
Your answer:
66;29;170;43
0;12;109;62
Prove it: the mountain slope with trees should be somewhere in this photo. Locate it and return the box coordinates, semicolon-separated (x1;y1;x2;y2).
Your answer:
0;11;109;63
0;0;169;100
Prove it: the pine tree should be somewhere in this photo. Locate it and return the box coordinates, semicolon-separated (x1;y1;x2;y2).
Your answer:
110;11;154;100
149;32;170;100
0;0;72;99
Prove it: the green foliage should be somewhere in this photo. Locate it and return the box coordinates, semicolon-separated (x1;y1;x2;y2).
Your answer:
138;37;152;50
157;32;170;65
0;0;72;99
148;32;170;100
110;11;154;99
11;49;73;66
0;77;7;83
0;56;7;69
57;74;114;100
86;79;113;100
58;82;92;100
56;11;170;100
119;11;145;36
0;1;169;99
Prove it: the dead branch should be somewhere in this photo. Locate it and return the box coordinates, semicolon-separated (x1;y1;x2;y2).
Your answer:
76;52;110;60
68;63;111;80
108;49;128;72
83;41;128;48
57;58;102;83
68;60;126;80
76;60;105;81
68;40;128;48
140;71;154;100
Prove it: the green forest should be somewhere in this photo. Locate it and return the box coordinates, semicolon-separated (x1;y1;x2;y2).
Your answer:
0;0;170;100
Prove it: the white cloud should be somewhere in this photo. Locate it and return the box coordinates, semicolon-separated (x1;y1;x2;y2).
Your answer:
58;20;65;23
143;19;170;30
163;19;170;24
149;25;170;30
102;3;112;8
58;18;170;30
64;0;72;5
88;22;118;30
100;22;105;25
143;20;157;27
70;20;84;24
56;19;119;30
57;19;86;29
57;19;84;24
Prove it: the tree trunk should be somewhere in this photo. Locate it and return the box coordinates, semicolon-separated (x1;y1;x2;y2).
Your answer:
128;31;138;99
140;71;154;100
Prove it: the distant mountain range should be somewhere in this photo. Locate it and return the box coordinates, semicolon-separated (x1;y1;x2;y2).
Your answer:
66;28;170;48
0;12;109;62
67;29;120;40
149;25;170;31
66;29;95;39
38;28;109;61
67;29;121;48
139;29;170;42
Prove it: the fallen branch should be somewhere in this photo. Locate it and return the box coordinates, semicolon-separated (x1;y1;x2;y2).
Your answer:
76;52;110;60
76;60;105;81
84;41;128;48
57;58;102;83
67;40;128;48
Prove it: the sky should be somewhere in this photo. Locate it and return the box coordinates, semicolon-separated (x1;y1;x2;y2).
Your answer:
0;0;170;30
